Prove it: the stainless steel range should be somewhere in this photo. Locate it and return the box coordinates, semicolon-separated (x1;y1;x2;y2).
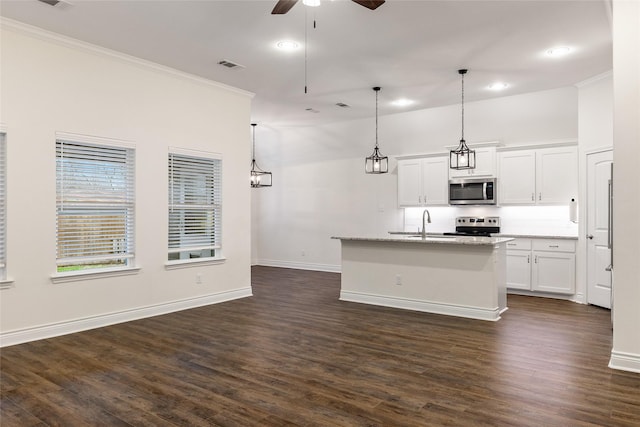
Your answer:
443;216;501;237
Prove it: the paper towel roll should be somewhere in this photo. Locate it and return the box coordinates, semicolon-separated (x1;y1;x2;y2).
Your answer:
569;198;578;223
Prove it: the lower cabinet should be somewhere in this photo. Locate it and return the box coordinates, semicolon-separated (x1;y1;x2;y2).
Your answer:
506;238;576;294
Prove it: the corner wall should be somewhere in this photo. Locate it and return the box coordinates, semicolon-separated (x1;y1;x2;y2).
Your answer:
610;0;640;373
0;21;253;345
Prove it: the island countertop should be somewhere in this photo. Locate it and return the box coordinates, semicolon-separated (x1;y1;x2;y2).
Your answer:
331;235;514;246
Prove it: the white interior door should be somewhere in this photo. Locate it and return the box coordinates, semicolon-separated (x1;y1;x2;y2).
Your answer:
586;150;613;308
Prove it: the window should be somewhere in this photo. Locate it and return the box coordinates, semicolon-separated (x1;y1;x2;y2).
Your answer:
0;132;6;281
56;136;135;273
168;149;222;262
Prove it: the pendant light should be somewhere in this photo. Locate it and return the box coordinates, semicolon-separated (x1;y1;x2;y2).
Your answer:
450;69;476;170
250;123;272;188
365;86;388;174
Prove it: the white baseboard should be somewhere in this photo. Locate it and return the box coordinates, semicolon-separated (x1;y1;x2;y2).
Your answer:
340;290;502;321
0;287;253;348
609;350;640;373
256;259;341;273
507;289;577;302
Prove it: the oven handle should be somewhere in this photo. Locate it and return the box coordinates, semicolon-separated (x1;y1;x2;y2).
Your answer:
483;182;488;200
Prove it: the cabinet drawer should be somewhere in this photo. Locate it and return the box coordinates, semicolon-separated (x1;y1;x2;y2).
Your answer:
532;239;575;253
504;238;531;250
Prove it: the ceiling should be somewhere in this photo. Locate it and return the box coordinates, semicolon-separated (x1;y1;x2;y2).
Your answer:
1;0;613;128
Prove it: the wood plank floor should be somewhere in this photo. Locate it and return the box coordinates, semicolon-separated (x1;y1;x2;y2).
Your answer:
1;266;639;426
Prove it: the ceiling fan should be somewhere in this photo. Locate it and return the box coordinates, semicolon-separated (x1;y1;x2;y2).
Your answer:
272;0;385;15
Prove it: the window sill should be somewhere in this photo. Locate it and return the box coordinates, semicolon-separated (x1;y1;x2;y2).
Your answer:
165;257;226;270
51;266;141;284
0;278;15;290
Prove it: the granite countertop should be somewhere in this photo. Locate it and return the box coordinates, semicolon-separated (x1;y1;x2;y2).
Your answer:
495;233;578;240
332;235;514;246
388;231;578;240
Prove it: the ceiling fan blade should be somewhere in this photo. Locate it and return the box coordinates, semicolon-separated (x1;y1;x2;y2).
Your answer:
351;0;385;10
272;0;299;14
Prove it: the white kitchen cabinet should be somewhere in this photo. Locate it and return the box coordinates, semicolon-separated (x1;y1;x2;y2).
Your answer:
498;145;578;205
531;239;576;294
449;146;496;178
506;238;576;294
397;156;448;207
498;150;536;204
505;238;532;290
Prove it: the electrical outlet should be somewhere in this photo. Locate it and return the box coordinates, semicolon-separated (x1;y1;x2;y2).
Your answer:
395;274;402;285
196;273;202;284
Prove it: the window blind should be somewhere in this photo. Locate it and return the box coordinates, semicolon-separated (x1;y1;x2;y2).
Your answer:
0;133;6;278
56;139;135;271
168;152;222;260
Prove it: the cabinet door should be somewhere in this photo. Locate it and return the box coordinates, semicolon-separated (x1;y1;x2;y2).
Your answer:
422;156;449;206
498;150;536;204
506;250;532;290
397;159;423;207
470;147;496;177
449;147;496;178
536;146;578;204
532;251;576;294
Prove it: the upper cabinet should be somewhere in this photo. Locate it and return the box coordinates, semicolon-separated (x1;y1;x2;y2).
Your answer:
498;145;578;205
398;156;449;207
449;147;496;178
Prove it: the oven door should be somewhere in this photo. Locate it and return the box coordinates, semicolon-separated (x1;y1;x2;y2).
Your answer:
448;178;496;205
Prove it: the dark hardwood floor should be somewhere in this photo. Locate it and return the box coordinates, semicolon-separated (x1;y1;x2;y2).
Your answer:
1;266;639;426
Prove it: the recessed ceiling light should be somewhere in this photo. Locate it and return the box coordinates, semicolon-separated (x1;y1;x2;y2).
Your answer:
546;46;572;57
488;82;509;91
276;40;300;51
391;99;414;107
303;0;321;6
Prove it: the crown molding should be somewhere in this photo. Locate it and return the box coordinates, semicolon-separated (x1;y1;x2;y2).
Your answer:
574;70;613;88
0;17;255;99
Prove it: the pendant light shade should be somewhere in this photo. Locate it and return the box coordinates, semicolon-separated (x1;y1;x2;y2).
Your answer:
365;86;389;174
250;123;272;188
450;69;476;170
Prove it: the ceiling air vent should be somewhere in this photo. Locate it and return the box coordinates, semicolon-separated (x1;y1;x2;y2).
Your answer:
336;102;350;108
37;0;61;6
218;60;245;70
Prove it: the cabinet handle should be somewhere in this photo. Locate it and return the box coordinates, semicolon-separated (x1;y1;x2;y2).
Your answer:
418;196;422;204
507;243;516;246
527;255;530;263
548;245;559;248
531;193;535;201
534;255;538;263
538;193;542;201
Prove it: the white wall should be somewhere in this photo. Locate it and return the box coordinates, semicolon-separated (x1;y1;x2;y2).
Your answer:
610;0;640;372
254;87;578;271
0;21;253;344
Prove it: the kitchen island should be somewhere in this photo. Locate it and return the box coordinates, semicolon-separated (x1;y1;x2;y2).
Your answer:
332;235;513;321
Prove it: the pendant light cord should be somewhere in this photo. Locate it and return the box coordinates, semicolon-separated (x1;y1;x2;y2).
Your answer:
304;8;308;94
251;123;256;162
375;88;379;149
461;71;465;142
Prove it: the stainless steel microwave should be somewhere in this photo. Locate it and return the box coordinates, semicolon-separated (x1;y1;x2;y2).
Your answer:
449;177;497;205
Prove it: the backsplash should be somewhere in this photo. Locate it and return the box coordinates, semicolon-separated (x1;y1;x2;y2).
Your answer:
404;205;578;237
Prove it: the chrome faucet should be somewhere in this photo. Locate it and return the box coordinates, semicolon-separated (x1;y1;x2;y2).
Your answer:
421;209;432;239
